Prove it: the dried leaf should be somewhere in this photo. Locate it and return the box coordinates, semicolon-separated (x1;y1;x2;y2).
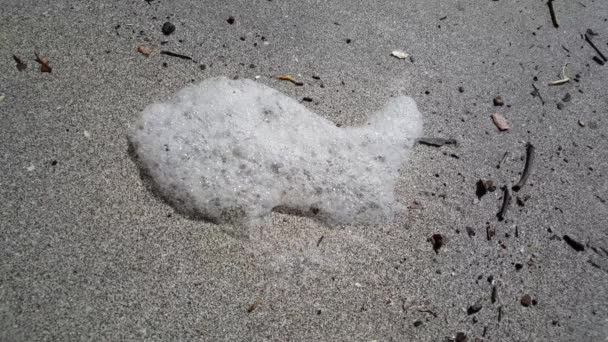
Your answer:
13;55;27;71
137;45;153;57
276;75;303;86
391;50;409;59
491;113;510;131
34;53;52;73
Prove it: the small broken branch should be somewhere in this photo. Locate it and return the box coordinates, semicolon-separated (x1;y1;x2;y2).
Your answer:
584;34;607;62
547;0;559;28
512;143;535;191
415;137;458;147
316;235;324;247
497;184;512;221
276;75;304;86
34;52;52;73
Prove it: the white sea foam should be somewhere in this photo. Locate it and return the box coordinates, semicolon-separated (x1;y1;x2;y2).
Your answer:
130;77;422;225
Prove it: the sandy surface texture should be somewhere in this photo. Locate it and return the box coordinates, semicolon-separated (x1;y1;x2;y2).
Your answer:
1;0;607;341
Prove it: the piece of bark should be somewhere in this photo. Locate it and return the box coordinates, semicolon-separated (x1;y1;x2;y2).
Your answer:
491;113;510;131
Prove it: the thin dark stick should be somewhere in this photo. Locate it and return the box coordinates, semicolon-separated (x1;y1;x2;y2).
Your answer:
497;184;511;221
547;0;559;28
316;235;324;247
160;50;194;61
513;143;535;191
415;137;458;147
584;34;607;62
531;83;545;105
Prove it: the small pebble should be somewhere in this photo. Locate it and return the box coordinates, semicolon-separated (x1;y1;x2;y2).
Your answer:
493;96;504;106
520;294;532;307
227;16;235;24
413;320;423;327
162;22;175;35
458;86;464;93
562;93;571;102
557;102;564;110
455;332;468;342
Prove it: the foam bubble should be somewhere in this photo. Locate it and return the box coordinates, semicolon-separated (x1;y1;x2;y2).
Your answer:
129;77;422;225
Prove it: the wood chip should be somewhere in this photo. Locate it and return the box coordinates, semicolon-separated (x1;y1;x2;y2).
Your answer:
137;46;153;57
34;53;52;73
13;55;27;71
276;75;304;86
491;113;510;131
391;50;409;59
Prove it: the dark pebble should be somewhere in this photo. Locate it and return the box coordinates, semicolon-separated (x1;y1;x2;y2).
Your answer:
458;86;464;93
249;64;256;68
493;96;504;106
413;320;423;327
430;233;444;253
521;294;532;307
346;38;352;44
562;93;571;102
162;22;175;35
50;160;58;166
557;102;564;110
467;303;482;315
199;64;206;70
466;226;475;237
302;97;313;102
227;16;235;24
563;235;585;251
515;263;523;270
455;332;468;342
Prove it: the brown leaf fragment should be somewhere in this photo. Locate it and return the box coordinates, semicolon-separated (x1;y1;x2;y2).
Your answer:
137;45;153;57
276;75;304;86
34;53;52;73
491;113;509;131
13;55;27;71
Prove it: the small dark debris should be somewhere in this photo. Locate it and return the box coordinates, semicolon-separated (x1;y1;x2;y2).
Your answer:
413;320;423;327
520;294;532;307
162;62;168;68
458;86;464;93
312;75;321;80
455;332;468;342
493;96;504;106
467;303;482;315
249;63;256;68
486;224;496;241
557;102;564;110
497;185;512;221
416;137;457;147
563;235;585;251
476;179;496;199
466;226;475;237
50;160;58;166
430;234;444;253
199;64;207;70
302;97;313;102
562;93;571;102
246;301;259;313
491;285;498;303
515;263;523;270
227;16;236;25
162;21;175;35
13;55;27;71
316;235;324;247
346;38;352;44
160;50;193;61
516;196;525;206
586;28;598;36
